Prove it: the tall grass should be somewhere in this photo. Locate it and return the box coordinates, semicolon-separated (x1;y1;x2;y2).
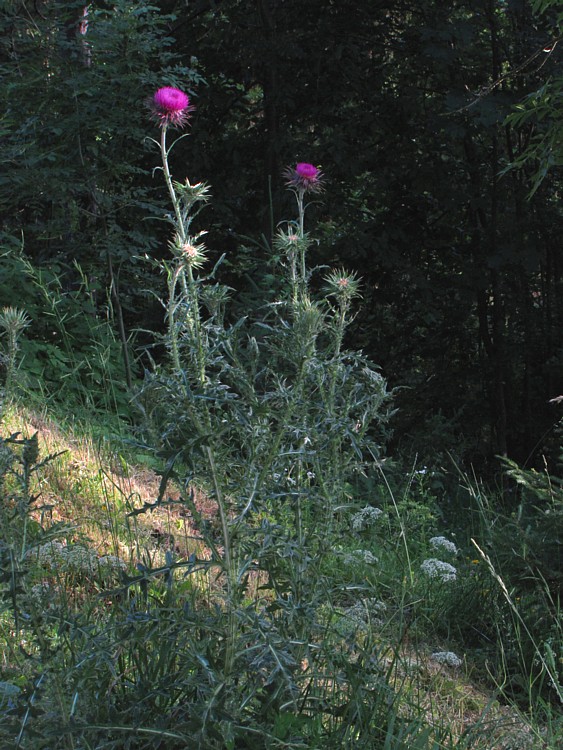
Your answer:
460;464;562;715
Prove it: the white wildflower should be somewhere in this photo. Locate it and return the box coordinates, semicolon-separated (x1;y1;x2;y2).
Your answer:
61;545;99;574
27;541;67;568
431;651;462;668
421;558;457;582
28;541;124;578
30;581;51;599
351;505;384;532
360;550;378;564
429;536;458;555
344;598;387;628
343;549;378;565
29;581;59;609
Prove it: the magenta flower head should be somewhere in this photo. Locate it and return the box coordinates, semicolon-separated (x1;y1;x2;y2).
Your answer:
150;86;192;129
284;162;324;193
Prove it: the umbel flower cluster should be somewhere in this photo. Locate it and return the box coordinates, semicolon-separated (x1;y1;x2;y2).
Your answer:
28;540;126;577
431;651;463;668
343;548;378;565
420;558;457;583
344;598;387;629
351;505;384;532
429;536;458;555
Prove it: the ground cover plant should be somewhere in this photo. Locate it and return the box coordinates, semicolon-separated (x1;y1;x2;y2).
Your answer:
0;83;561;749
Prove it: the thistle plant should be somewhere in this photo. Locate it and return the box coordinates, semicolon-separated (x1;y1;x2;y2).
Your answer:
137;84;393;738
0;306;30;416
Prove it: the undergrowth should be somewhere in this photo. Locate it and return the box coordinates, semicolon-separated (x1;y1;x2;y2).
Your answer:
0;406;559;749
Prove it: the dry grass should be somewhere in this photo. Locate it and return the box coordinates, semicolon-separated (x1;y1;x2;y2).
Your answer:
2;406;215;580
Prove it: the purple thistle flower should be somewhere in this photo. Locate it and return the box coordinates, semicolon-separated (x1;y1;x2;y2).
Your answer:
150;86;192;129
284;162;324;193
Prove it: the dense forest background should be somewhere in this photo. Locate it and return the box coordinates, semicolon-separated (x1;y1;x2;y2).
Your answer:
2;0;563;477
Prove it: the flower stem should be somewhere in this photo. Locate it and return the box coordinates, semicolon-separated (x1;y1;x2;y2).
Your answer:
161;126;186;242
158;123;235;676
297;189;305;239
160;126;206;386
296;189;307;292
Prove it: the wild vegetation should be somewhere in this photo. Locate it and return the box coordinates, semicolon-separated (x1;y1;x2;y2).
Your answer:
1;1;562;748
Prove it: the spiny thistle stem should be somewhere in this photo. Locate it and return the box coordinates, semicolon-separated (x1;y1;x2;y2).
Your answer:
283;162;323;300
323;271;360;412
160;126;187;376
166;265;183;374
327;296;350;410
296;189;308;297
161;126;186;243
334;298;349;360
205;444;238;676
159;126;207;386
297;188;305;240
185;264;207;387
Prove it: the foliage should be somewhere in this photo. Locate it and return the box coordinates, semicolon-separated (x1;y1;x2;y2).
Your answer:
0;248;136;420
0;0;199;261
0;414;465;747
0;0;204;407
504;0;563;192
